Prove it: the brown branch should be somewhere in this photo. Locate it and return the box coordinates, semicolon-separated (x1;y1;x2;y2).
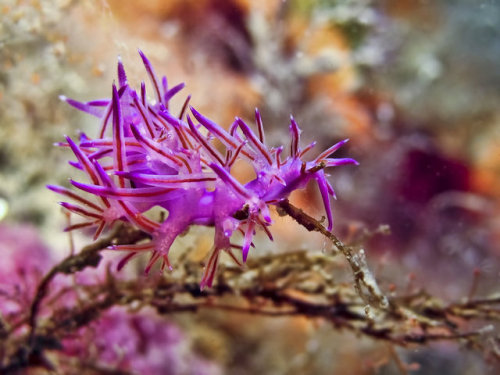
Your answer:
30;273;500;353
2;201;500;373
3;246;500;373
277;199;389;309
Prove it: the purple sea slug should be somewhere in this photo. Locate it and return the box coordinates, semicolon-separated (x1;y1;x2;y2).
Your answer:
48;51;358;288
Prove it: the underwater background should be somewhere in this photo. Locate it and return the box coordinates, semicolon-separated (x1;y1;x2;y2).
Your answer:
1;1;499;374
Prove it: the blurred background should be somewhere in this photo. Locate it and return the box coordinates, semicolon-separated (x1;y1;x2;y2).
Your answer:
1;0;499;374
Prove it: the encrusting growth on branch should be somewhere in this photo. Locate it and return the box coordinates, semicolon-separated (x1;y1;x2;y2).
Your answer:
2;215;499;373
277;199;389;309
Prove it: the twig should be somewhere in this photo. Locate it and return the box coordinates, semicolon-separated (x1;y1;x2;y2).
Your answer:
2;202;500;373
277;199;389;309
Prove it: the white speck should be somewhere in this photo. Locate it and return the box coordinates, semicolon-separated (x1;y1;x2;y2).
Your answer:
0;197;8;221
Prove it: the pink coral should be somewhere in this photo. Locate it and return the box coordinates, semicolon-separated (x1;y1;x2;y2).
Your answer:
62;307;221;375
0;224;52;315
